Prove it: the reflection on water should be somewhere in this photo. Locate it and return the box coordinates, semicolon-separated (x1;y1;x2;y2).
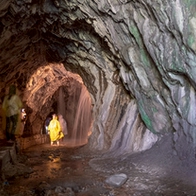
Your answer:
4;144;196;196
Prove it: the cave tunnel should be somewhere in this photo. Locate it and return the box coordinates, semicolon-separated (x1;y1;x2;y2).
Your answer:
1;0;196;195
0;0;159;154
21;63;93;148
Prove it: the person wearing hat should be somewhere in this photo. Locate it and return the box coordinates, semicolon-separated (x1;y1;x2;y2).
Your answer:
48;113;64;146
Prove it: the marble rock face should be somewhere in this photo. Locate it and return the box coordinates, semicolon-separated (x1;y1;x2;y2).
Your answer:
0;0;196;158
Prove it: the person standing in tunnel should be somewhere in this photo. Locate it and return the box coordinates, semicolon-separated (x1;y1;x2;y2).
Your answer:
58;114;68;137
44;115;52;135
48;113;64;146
2;84;22;142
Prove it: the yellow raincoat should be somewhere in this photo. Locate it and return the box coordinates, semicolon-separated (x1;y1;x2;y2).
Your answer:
48;118;64;142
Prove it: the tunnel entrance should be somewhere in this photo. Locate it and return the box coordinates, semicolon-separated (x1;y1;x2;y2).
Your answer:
23;63;93;148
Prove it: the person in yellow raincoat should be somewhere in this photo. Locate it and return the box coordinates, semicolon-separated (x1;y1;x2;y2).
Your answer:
2;85;22;142
48;113;64;146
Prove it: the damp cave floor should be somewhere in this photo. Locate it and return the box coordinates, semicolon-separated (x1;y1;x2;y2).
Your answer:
1;140;196;196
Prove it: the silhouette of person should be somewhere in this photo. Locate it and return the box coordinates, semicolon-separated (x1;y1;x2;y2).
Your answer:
20;108;27;136
2;85;22;142
48;113;64;146
45;116;52;135
58;114;68;136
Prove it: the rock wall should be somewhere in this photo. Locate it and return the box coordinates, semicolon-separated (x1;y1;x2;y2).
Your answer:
0;0;196;157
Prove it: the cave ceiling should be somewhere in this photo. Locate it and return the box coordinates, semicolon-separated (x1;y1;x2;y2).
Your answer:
0;0;196;156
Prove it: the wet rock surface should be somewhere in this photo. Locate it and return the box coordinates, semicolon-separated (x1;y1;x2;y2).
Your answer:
1;141;196;196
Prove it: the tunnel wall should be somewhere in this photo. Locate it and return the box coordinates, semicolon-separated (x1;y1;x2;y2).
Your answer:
0;0;196;157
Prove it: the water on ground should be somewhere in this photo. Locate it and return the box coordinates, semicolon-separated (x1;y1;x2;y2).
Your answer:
1;141;196;196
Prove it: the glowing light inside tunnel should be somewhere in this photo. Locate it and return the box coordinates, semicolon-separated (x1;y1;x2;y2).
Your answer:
24;63;93;147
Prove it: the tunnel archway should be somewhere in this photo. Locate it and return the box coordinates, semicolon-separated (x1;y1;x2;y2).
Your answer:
22;63;93;148
0;0;163;154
